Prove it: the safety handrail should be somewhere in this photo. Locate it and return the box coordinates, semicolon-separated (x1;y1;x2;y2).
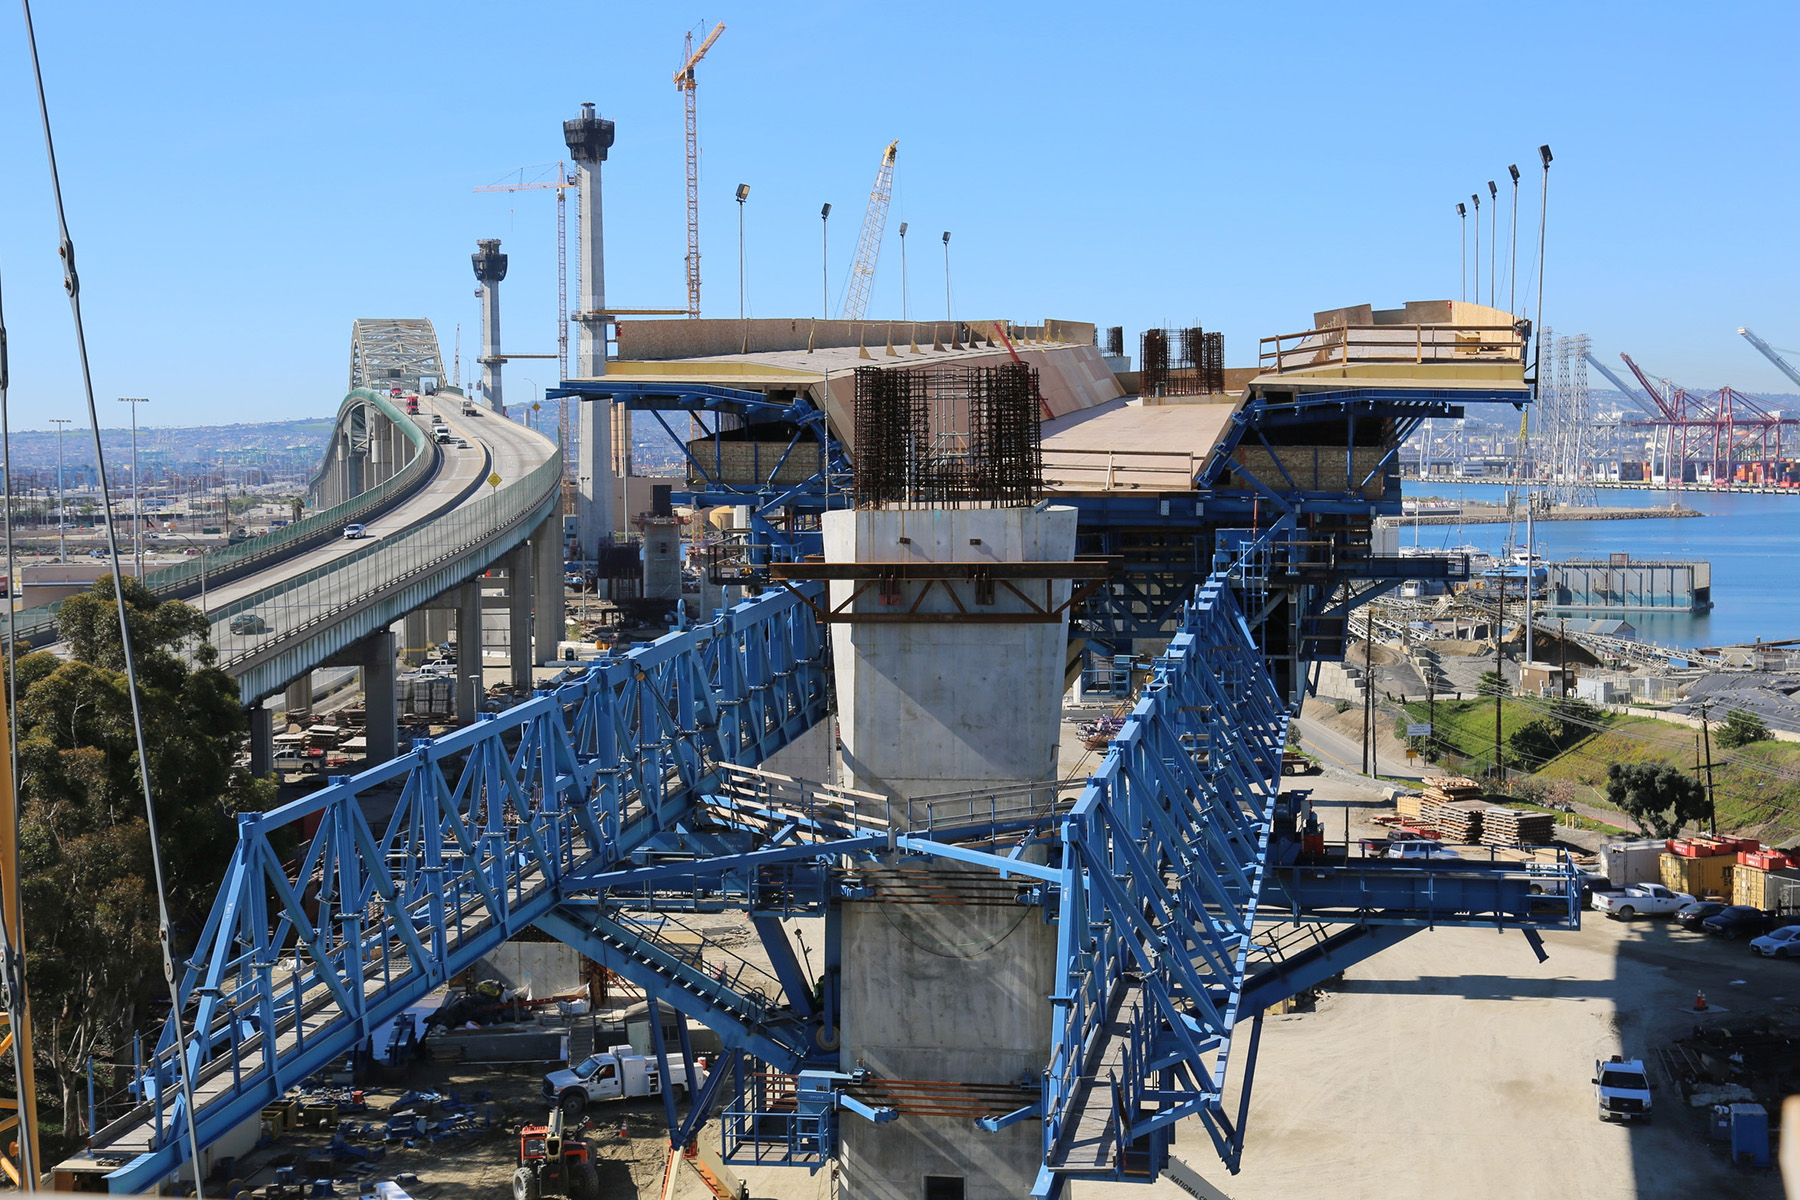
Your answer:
206;450;562;666
0;389;437;648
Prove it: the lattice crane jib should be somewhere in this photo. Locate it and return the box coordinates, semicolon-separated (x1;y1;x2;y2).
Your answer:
838;141;898;322
676;23;726;319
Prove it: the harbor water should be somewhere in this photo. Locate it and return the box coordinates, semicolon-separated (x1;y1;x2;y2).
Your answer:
1400;481;1800;649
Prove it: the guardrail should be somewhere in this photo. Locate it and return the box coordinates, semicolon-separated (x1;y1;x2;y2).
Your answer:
208;451;561;666
1259;323;1526;373
1;389;436;649
1041;447;1200;492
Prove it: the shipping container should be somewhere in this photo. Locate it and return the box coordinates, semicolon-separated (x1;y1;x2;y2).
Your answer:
1662;851;1732;900
1732;865;1800;913
1602;840;1668;886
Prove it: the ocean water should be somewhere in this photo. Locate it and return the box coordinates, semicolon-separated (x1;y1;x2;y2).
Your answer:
1398;482;1800;649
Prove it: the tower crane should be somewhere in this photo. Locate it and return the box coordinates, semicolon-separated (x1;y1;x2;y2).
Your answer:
472;164;579;459
839;141;898;322
1739;326;1800;392
675;22;725;318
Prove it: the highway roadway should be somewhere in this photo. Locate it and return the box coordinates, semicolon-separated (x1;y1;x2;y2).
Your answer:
193;399;555;619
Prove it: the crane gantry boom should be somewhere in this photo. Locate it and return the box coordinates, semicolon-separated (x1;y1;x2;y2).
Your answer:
675;22;725;318
839;140;898;322
1739;326;1800;392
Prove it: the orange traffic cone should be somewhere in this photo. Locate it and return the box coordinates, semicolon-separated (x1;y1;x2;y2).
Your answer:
1693;989;1709;1012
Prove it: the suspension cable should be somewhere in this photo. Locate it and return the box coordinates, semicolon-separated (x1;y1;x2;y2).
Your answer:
0;174;39;1192
19;3;206;1191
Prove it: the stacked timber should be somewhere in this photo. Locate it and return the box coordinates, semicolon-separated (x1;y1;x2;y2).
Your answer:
1423;798;1487;842
1422;776;1483;802
1395;792;1425;821
1481;807;1557;847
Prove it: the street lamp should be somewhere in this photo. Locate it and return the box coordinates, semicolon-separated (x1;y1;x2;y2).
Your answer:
1456;203;1467;301
820;203;832;319
898;222;909;322
1470;191;1481;305
735;184;751;321
941;230;952;321
48;418;71;562
118;396;149;577
1486;180;1498;308
1507;164;1521;315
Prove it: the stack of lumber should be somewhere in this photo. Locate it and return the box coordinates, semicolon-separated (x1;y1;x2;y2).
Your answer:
1481;807;1557;847
1421;775;1483;802
1395;792;1425;820
1423;798;1486;842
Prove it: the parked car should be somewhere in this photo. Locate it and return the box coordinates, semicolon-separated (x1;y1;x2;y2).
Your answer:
1593;883;1693;920
229;613;269;635
342;523;367;540
1750;925;1800;958
1675;901;1728;930
1702;905;1776;940
1386;840;1462;861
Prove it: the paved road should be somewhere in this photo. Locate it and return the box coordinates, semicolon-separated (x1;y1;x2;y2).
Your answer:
1293;713;1426;780
191;400;553;616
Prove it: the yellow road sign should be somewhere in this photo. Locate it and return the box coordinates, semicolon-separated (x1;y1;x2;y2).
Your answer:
488;472;502;488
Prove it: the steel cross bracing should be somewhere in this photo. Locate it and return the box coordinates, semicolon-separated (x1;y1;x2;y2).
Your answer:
347;319;448;393
548;379;852;563
86;584;829;1193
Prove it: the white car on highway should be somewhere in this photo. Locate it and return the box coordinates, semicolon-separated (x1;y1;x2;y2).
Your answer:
342;523;367;540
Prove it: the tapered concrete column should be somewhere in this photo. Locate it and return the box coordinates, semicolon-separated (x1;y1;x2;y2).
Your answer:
285;676;311;724
361;630;398;764
401;611;430;666
533;514;563;665
508;543;533;691
249;703;274;778
457;582;483;722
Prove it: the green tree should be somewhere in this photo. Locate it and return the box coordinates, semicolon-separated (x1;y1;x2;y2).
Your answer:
1508;717;1566;769
1604;762;1709;838
1479;669;1509;697
14;577;275;1145
1716;708;1770;750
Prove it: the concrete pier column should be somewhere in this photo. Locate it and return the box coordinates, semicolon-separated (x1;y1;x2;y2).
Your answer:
533;513;564;665
285;675;312;725
402;611;430;666
360;630;398;764
824;505;1077;1200
249;703;274;778
456;581;483;722
508;543;534;691
426;606;450;649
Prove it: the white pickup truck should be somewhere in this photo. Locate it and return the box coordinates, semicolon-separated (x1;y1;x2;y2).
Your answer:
1592;882;1693;919
542;1045;707;1117
1594;1055;1652;1123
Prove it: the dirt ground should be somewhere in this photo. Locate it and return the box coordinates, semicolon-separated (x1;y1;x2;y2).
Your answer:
1076;771;1789;1200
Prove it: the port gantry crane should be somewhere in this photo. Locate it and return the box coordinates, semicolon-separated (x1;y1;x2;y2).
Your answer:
1739;326;1800;392
838;141;898;322
675;23;726;319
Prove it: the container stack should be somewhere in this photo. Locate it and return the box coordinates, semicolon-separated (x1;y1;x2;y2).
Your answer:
1482;807;1557;847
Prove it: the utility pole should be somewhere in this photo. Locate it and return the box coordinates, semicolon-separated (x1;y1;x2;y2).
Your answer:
1495;572;1506;785
1699;699;1717;835
1558;617;1569;700
119;397;149;577
49;418;71;562
1362;606;1376;776
1369;607;1380;782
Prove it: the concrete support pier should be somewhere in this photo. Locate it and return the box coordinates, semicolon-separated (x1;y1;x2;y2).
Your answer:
401;611;430;666
532;513;563;665
248;703;273;778
508;543;533;691
823;505;1077;1200
457;581;483;722
284;676;311;725
360;630;398;764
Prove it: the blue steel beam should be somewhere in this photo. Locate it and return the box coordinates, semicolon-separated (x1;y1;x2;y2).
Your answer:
92;583;830;1193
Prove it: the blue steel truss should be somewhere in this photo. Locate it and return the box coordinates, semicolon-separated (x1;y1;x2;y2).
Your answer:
548;380;852;561
92;584;829;1193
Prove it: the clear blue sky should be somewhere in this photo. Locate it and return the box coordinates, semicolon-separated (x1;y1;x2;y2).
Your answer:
1;1;1796;430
